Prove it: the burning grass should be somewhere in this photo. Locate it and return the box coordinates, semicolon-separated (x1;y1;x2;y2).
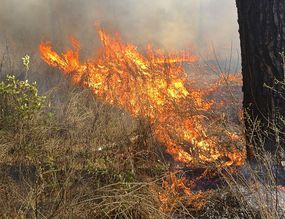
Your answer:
2;28;284;218
39;28;245;167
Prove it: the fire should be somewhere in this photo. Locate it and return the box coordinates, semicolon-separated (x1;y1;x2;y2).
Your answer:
39;28;245;167
151;172;209;212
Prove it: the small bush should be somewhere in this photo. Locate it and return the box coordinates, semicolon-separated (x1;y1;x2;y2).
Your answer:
0;75;45;130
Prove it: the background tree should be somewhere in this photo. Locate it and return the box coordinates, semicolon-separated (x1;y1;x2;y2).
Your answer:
236;0;285;159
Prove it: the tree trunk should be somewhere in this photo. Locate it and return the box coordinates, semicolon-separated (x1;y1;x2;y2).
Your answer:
236;0;285;159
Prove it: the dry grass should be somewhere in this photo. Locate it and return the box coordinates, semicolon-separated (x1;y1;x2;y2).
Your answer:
0;83;169;218
222;123;285;219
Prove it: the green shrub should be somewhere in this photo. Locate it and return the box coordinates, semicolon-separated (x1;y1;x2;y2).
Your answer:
0;75;45;130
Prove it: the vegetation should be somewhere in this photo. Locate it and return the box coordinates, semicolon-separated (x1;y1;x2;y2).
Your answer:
0;76;166;218
0;75;45;130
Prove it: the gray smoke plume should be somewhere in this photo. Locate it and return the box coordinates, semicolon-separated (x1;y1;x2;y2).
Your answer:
0;0;239;64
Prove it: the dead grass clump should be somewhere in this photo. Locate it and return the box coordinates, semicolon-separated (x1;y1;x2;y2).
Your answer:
0;82;168;218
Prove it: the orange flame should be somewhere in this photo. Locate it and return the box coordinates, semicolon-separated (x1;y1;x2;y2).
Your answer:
39;29;244;167
151;172;209;212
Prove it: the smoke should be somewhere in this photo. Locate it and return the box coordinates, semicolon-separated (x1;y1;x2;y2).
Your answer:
0;0;239;61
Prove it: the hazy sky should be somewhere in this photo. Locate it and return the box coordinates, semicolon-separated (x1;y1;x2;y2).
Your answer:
0;0;239;58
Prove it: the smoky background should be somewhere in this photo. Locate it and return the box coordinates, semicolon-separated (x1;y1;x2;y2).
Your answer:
0;0;240;83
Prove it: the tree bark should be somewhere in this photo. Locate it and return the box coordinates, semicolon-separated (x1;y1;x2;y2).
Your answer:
236;0;285;158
